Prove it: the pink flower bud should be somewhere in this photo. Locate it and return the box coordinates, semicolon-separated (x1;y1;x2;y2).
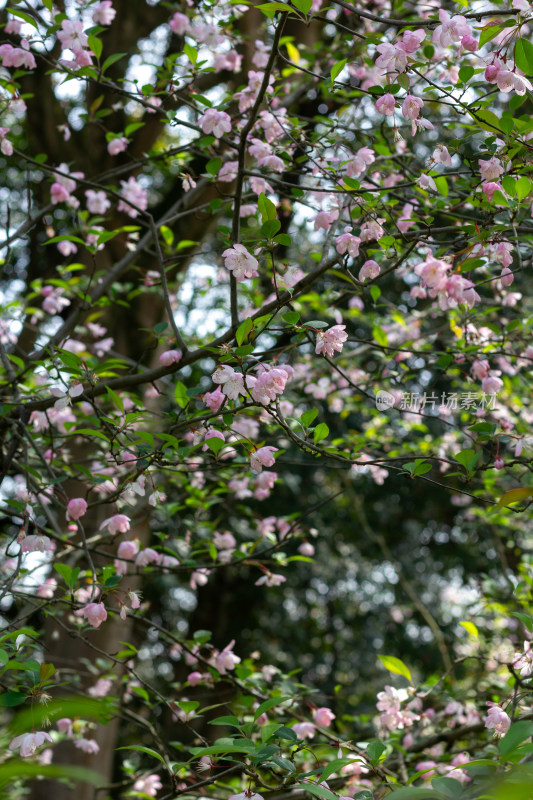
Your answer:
461;35;478;51
66;497;88;521
494;457;504;470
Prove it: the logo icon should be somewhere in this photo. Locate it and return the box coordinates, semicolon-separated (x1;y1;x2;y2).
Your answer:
375;390;395;411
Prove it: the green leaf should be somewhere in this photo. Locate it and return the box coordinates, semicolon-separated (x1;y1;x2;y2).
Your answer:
499;721;533;755
258;193;277;222
254;696;290;719
514;38;533;77
6;8;38;28
372;326;388;348
0;692;26;706
366;740;386;760
378;654;412;682
495;488;533;509
370;285;381;302
206;157;222;176
205;436;226;455
502;175;516;197
101;52;127;73
116;745;166;764
282;311;300;325
458;65;474;84
479;23;505;49
184;43;197;65
473;109;504;135
269;755;296;772
88;34;103;60
292;0;312;13
301;409;318;428
236;317;253;346
208;715;242;727
160;225;174;246
174;381;189;409
105;386;124;413
320;758;357;782
274;233;291;246
313;423;329;445
330;59;347;82
261;219;281;238
516;176;532;201
434;176;448;197
0;762;103;788
302;783;339;800
459;620;478;638
430;778;463;799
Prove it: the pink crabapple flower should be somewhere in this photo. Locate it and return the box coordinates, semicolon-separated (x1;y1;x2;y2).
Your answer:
313;707;336;727
85;189;111;214
494;457;505;470
376;93;396;116
9;732;53;757
484;704;511;737
57;20;89;50
215;640;241;673
74;738;100;754
292;722;316;738
107;137;128;156
203;386;225;411
117;176;148;218
432;10;472;48
66;497;87;521
212;365;246;400
133;775;163;796
513;641;533;677
222;243;259;281
93;1;116;25
359;260;380;282
335;229;361;258
57;718;73;737
159;349;182;366
250;446;278;472
82;602;107;628
169;12;189;35
199;108;232;139
255;572;287;587
99;514;131;535
501;267;514;286
20;534;54;554
315;325;348;357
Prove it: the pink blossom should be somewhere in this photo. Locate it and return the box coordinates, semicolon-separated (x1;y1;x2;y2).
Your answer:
313;210;339;231
82;602;107;629
313;707;336;727
4;19;22;34
345;147;375;177
88;678;113;697
10;731;53;758
107;137;128;156
0;44;36;69
57;718;73;737
255;572;287;587
215;640;241;673
117;539;139;560
298;542;315;556
20;534;54;553
250;446;279;472
513;641;533;677
494;457;505;470
99;514;131;535
418;174;437;192
471;359;490;381
93;1;116;25
360;218;385;241
402;94;423;121
501;267;514;286
159;349;182;366
57;240;78;257
492;241;513;267
481;374;503;394
222;243;259;281
315;325;348;357
292;722;316;738
432;145;452;167
57;20;89;51
188;671;204;686
218;161;239;182
246;364;289;405
399;29;426;53
170;12;189;35
359;260;380;282
66;497;87;521
336;229;361;258
135;548;161;567
118;177;148;218
254;471;277;500
479;157;504;181
397;203;415;233
38;578;57;598
74;738;100;754
484;704;510;737
51;182;71;204
375;43;408;73
496;70;533;95
482;182;503;202
199;108;232;139
134;775;163;796
461;35;478;51
212;365;246;400
376;93;396;116
85;189;111;214
203;386;225;411
433;10;471;48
